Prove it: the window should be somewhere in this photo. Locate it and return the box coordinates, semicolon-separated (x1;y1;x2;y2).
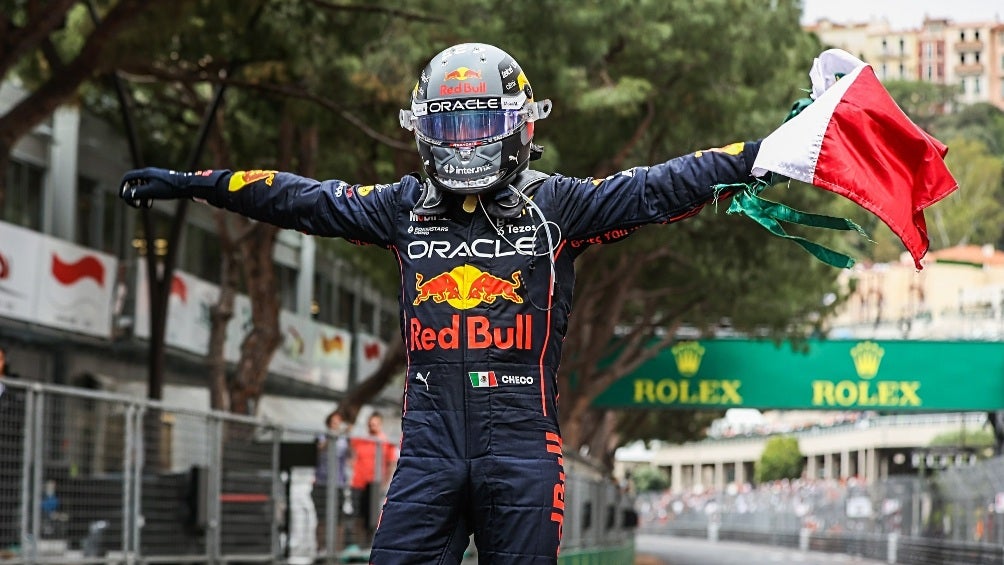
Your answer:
3;160;45;229
76;177;122;254
359;300;375;334
974;77;981;95
276;264;298;312
312;272;335;322
960;31;965;41
337;286;354;328
899;64;905;78
180;224;222;281
880;63;888;80
960;78;967;94
899;38;905;54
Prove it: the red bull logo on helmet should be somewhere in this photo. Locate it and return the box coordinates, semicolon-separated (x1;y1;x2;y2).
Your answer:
441;66;486;96
444;67;482;81
413;264;522;309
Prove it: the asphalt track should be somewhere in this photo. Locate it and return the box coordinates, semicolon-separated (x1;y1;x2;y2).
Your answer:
635;534;889;565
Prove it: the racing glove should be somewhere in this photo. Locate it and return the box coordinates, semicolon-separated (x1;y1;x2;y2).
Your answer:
119;167;229;208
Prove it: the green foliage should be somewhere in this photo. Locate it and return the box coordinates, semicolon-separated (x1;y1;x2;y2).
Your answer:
754;435;804;483
927;137;1004;249
76;0;847;447
619;410;722;446
933;103;1004;155
884;80;957;130
631;465;670;493
929;429;996;451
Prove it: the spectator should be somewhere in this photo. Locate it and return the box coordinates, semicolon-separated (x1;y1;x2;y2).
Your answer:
314;410;353;552
0;345;17;379
349;412;396;547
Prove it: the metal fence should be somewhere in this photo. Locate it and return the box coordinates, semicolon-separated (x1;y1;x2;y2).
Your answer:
0;379;636;564
637;456;1004;564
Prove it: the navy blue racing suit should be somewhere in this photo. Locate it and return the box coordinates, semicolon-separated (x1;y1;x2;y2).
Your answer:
199;140;760;564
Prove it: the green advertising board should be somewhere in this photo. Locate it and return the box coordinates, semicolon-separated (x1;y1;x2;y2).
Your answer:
591;339;1004;411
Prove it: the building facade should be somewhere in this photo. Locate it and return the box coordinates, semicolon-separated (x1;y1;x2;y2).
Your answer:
806;16;1004;111
0;79;401;434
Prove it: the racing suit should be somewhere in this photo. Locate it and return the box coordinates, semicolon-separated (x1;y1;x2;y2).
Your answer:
195;140;760;563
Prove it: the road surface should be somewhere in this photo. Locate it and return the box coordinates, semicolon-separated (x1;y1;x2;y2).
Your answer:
636;534;890;565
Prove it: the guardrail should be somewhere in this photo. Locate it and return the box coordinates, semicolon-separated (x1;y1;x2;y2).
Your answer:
637;457;1004;565
0;379;635;564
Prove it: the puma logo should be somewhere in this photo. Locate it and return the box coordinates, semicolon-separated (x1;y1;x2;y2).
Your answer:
415;372;429;391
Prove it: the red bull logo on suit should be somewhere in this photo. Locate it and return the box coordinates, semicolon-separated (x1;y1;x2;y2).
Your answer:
411;264;531;352
413;264;522;309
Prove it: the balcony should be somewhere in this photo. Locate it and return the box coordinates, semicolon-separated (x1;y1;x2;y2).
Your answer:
954;39;984;52
954;62;985;75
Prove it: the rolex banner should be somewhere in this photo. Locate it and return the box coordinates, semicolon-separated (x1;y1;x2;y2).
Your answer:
593;339;1004;411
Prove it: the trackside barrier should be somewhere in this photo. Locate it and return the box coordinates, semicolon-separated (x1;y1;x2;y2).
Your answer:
0;379;635;564
637;458;1004;565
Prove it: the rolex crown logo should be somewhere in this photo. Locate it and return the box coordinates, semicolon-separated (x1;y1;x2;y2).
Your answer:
850;341;884;380
671;341;705;378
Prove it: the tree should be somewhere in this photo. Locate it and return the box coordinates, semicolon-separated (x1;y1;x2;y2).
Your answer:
0;0;159;210
631;465;670;493
84;0;844;444
883;79;957;131
932;102;1004;155
929;429;996;454
927;137;1004;250
754;436;804;484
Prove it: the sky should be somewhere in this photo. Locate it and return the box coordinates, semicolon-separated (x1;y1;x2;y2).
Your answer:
800;0;1002;30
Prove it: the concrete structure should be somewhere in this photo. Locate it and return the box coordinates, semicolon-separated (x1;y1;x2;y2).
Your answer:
618;413;986;494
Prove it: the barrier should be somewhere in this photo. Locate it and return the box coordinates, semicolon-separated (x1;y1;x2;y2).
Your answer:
0;379;635;564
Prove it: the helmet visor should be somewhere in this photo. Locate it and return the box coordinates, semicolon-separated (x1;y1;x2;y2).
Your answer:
416;109;524;144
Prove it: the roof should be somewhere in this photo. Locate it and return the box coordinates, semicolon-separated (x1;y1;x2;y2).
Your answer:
929;245;1004;267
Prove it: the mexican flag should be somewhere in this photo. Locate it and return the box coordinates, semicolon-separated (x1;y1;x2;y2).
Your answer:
751;49;958;270
469;371;498;388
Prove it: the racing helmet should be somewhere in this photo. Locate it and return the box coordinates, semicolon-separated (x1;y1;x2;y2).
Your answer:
399;43;551;195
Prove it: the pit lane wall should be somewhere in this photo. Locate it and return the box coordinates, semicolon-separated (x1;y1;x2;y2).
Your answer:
0;379;636;564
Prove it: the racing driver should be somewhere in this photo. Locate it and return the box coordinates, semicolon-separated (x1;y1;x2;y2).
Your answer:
120;43;762;564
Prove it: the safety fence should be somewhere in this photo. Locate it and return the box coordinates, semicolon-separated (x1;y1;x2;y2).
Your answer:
0;379;635;564
637;457;1004;564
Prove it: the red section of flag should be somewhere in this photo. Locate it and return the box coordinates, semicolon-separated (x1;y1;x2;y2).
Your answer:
51;254;105;286
811;66;958;269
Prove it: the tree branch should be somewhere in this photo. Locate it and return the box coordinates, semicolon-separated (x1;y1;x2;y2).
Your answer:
0;0;76;80
594;99;656;178
118;64;415;152
0;0;150;150
305;0;446;23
